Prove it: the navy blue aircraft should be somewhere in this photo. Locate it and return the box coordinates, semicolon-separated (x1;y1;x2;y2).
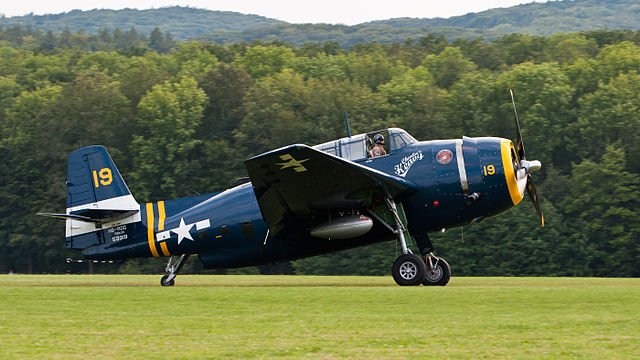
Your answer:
41;94;542;286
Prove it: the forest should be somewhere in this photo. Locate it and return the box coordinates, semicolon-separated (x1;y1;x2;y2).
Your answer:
0;28;639;277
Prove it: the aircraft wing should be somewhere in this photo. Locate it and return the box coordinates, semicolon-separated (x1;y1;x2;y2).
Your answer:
244;144;418;235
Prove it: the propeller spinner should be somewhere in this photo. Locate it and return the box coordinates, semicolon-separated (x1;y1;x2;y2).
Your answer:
509;89;544;227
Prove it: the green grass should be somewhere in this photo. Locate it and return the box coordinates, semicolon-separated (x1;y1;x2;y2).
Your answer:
0;276;638;359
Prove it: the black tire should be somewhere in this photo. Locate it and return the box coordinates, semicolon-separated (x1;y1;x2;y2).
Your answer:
160;274;175;286
422;257;451;286
392;254;427;286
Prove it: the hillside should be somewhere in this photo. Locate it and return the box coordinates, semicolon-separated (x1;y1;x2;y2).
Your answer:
367;0;640;35
1;0;640;44
0;7;284;40
204;0;640;45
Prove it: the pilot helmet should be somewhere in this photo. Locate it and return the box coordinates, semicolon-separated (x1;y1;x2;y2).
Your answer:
374;134;385;144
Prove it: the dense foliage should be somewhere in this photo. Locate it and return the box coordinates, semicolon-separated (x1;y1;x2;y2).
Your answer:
1;29;639;277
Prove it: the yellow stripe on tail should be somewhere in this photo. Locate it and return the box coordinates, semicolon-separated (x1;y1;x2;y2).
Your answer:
157;201;170;256
146;203;160;257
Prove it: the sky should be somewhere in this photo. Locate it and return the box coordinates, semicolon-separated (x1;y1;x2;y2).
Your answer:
0;0;548;25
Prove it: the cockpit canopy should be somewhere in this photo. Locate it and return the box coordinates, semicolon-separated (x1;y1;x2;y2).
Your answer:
312;128;417;162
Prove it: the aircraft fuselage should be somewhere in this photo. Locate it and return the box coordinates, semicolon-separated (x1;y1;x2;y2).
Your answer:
82;135;521;269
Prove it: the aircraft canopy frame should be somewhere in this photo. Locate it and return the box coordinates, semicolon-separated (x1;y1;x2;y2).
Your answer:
312;128;417;162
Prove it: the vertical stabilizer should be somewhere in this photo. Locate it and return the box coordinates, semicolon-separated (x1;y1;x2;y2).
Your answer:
65;146;140;249
67;146;136;210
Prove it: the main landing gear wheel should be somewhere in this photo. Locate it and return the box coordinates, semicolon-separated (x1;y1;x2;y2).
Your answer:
422;255;451;286
160;274;175;287
392;254;427;286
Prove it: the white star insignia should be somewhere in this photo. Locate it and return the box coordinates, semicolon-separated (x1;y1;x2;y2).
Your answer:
172;217;194;245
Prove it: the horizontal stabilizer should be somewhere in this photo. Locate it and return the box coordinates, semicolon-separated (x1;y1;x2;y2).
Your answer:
38;209;139;223
38;213;100;223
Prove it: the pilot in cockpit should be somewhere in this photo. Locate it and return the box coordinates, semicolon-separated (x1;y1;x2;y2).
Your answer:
369;134;387;158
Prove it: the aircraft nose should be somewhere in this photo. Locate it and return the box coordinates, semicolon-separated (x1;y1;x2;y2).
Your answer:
500;139;525;206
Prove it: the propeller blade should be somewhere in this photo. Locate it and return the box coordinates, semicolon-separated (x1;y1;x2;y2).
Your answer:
509;89;526;161
510;90;543;227
526;174;544;227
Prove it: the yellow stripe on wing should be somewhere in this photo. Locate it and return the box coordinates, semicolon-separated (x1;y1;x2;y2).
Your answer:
146;203;160;257
157;201;170;256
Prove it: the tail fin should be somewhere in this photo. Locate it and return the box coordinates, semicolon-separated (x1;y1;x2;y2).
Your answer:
67;146;136;210
40;146;140;249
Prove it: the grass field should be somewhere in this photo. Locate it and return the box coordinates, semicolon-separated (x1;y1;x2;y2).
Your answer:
0;275;638;359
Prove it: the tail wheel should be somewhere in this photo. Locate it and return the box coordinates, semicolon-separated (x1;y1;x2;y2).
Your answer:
422;256;451;286
160;275;175;286
392;254;427;286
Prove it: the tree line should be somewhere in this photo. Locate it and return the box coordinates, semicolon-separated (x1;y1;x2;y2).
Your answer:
0;24;177;53
0;30;639;276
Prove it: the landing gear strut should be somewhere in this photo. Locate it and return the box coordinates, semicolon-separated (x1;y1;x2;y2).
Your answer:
374;197;450;286
161;254;190;286
382;197;427;286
